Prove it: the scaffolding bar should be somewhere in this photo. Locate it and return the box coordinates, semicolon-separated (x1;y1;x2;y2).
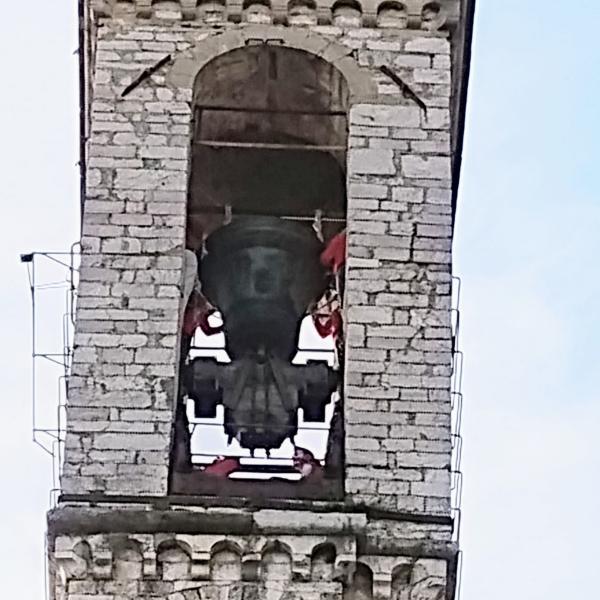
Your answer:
194;140;347;152
196;104;347;117
187;206;346;222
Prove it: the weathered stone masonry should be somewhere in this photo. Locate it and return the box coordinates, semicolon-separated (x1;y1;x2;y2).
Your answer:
50;0;473;597
65;22;454;508
50;507;455;599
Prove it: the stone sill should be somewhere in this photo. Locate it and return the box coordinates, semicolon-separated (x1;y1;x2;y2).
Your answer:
170;471;344;501
50;495;453;532
49;502;457;560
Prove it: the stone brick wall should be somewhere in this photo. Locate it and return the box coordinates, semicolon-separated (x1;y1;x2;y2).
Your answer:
51;2;471;597
62;26;193;494
345;62;454;514
63;19;455;512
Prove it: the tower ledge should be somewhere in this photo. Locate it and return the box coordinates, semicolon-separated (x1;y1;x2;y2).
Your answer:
90;0;463;32
49;502;457;599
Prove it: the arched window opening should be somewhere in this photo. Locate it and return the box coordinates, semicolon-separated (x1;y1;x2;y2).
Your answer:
376;1;407;29
310;543;337;581
332;0;362;27
189;46;347;230
170;46;348;502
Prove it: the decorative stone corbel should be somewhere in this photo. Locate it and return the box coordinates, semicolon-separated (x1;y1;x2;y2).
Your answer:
196;0;228;24
151;0;184;20
181;0;197;19
243;1;274;24
430;0;459;31
405;0;424;29
421;1;448;31
90;0;112;17
91;0;462;29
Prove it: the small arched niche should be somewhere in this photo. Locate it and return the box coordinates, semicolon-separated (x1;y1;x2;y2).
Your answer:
344;562;373;600
391;563;413;600
210;541;243;582
260;542;293;582
112;539;144;581
310;543;337;581
376;1;407;28
157;540;192;581
69;541;93;579
332;0;362;27
242;0;273;23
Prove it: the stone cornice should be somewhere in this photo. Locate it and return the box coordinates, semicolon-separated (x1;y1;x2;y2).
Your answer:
90;0;462;31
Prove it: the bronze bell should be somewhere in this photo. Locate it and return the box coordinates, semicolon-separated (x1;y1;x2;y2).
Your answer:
186;216;338;452
200;216;327;361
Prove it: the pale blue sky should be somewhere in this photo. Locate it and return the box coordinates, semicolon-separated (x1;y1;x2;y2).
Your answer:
457;2;600;598
0;2;598;598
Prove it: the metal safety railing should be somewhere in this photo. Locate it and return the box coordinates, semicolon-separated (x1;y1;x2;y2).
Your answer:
451;275;465;598
21;245;80;508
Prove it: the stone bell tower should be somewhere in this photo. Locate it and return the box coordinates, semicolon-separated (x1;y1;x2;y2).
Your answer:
48;0;474;598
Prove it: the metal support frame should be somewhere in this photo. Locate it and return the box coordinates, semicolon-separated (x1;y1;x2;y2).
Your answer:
195;140;347;152
192;104;347;153
451;274;465;598
21;245;80;508
185;342;336;475
187;206;346;223
190;103;349;223
195;105;348;117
